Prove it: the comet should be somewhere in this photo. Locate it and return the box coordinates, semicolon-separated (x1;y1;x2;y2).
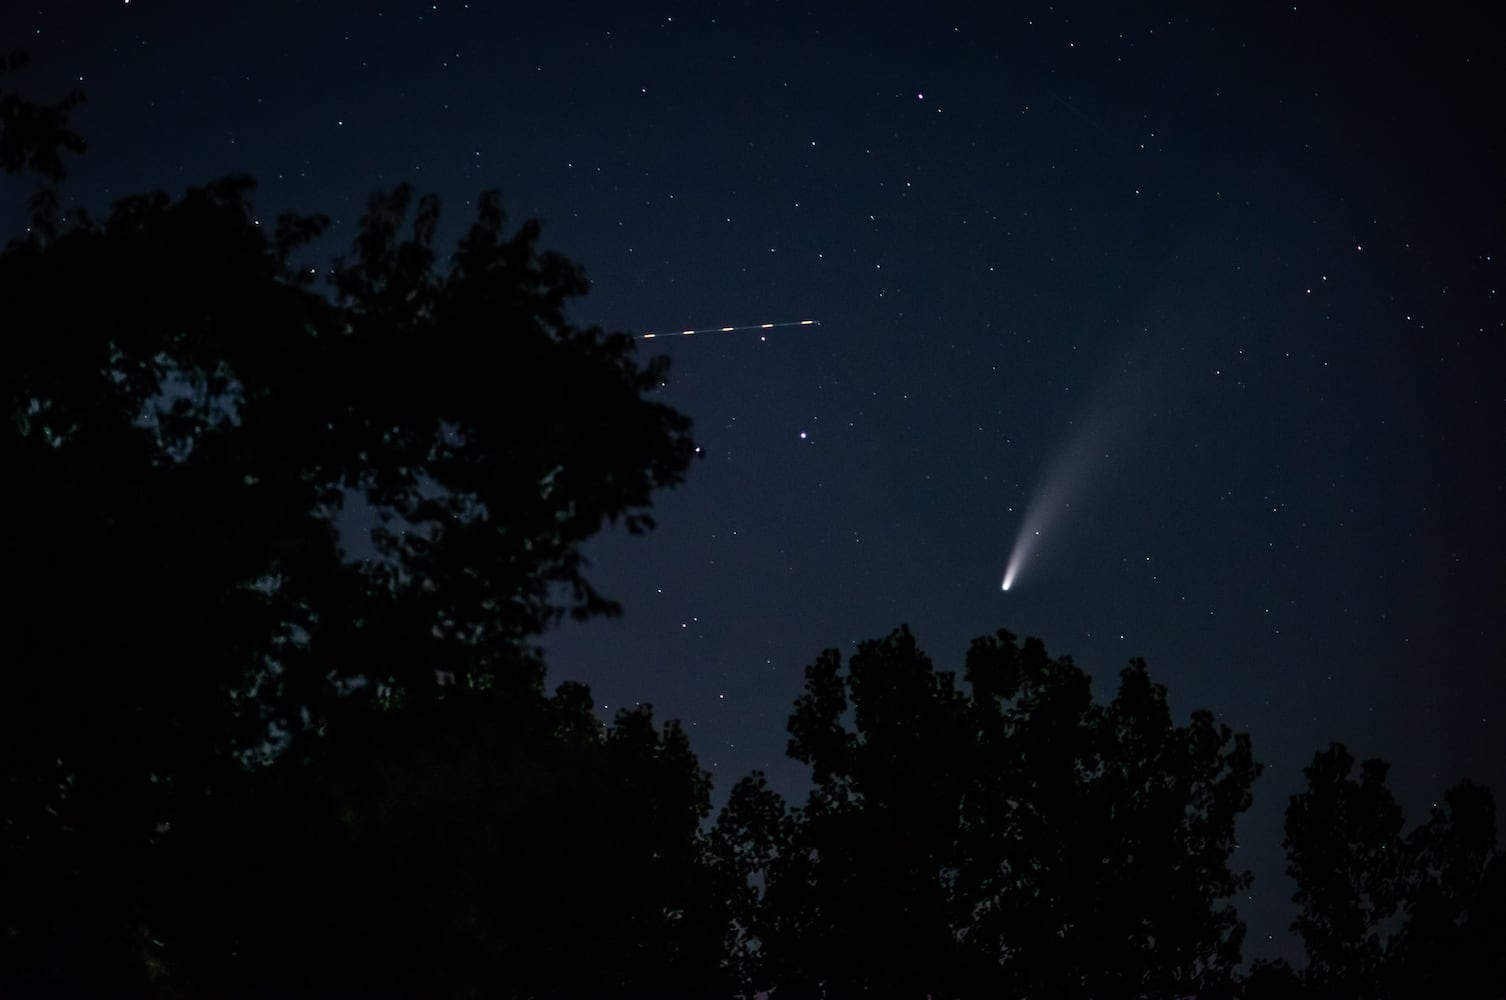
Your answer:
998;407;1116;593
997;314;1179;594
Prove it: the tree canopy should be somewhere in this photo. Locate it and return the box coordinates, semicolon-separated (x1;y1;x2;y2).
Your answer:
711;626;1262;999
2;61;701;993
148;683;732;997
1270;743;1504;998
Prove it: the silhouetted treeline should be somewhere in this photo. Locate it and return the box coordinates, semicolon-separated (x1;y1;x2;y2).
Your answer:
2;56;705;995
2;59;1500;998
712;629;1502;1000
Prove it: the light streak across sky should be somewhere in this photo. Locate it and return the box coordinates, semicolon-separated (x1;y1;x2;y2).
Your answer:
998;340;1169;593
994;308;1184;595
639;319;819;339
999;429;1099;592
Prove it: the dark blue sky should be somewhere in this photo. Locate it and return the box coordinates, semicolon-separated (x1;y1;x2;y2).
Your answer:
8;1;1501;962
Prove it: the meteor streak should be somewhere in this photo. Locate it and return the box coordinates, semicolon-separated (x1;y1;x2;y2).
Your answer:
639;319;818;339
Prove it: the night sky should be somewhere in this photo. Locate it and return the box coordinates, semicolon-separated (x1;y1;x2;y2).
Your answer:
8;1;1502;962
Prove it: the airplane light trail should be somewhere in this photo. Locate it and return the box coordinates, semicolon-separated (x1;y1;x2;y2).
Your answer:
639;319;818;338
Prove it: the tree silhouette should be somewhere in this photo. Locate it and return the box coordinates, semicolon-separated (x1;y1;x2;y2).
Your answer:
1281;743;1503;997
1;68;698;990
1283;744;1406;996
711;626;1261;999
150;680;733;997
0;50;86;234
1391;778;1505;990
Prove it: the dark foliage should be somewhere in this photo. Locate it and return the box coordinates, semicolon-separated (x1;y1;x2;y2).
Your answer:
0;51;87;234
152;682;732;997
1;63;700;993
1281;744;1504;997
711;626;1262;999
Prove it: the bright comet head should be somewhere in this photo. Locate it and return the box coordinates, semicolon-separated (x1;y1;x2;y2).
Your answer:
1001;559;1019;592
999;520;1038;593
